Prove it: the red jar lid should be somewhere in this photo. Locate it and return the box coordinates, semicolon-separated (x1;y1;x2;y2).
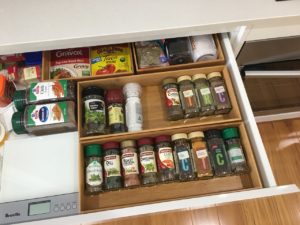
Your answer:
137;137;154;147
105;89;124;104
154;135;171;144
102;141;120;150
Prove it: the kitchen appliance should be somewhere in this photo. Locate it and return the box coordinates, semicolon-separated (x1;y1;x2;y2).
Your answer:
0;132;79;224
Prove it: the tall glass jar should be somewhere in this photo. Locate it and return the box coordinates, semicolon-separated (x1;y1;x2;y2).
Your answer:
171;133;196;181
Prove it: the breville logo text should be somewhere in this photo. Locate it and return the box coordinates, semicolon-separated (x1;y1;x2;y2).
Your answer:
5;212;21;218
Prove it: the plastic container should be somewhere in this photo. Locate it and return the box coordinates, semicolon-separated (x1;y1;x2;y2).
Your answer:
165;37;193;65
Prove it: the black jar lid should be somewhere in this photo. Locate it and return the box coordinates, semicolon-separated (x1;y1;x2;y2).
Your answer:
82;86;104;98
204;129;222;139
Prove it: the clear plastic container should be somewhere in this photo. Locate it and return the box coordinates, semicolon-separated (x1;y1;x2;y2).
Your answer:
165;37;193;65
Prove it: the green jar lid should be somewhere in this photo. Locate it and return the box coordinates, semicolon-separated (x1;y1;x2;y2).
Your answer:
13;90;27;111
84;144;102;157
11;112;27;134
222;127;239;140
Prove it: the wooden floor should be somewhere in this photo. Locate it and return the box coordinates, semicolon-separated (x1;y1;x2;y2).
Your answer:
91;118;300;225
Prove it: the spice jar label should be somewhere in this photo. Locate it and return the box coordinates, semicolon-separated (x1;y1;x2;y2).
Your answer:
228;147;245;163
29;80;67;101
177;151;190;160
183;90;194;97
84;99;105;123
86;160;103;186
108;105;124;125
214;86;225;94
122;152;139;175
158;147;175;169
104;155;121;177
23;66;40;81
27;102;67;127
165;88;180;107
200;88;211;96
135;102;143;124
196;149;208;158
210;145;226;166
140;151;157;174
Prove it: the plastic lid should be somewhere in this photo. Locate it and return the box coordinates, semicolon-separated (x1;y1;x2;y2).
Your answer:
123;83;141;98
105;89;124;104
121;140;136;148
137;137;154;147
11;112;27;134
192;73;207;81
207;72;222;80
0;76;6;97
82;86;104;98
162;78;177;86
171;133;188;141
177;75;192;83
155;135;171;144
84;144;102;157
188;131;204;139
204;129;221;139
13;90;27;111
103;141;120;150
222;127;239;140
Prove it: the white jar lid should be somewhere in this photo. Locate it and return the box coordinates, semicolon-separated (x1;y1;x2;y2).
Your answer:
123;82;142;98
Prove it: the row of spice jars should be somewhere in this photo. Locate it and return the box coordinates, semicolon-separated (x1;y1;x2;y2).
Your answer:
84;127;249;195
83;82;143;136
162;72;232;121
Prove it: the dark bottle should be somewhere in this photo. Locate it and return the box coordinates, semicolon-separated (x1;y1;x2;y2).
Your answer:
171;133;196;181
105;89;126;133
207;72;232;114
162;78;184;121
165;37;193;65
84;144;103;194
103;141;122;190
222;127;249;174
205;129;231;177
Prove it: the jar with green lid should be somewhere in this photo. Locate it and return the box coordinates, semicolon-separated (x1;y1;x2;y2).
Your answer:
222;127;249;174
207;72;232;114
85;144;103;194
162;78;184;121
177;75;199;118
192;74;215;116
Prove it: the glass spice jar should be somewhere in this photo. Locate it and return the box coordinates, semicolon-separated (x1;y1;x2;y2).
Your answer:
137;137;159;185
177;75;199;118
120;140;141;188
154;135;176;182
83;86;106;136
103;141;122;190
84;144;104;194
205;129;231;177
171;133;196;181
192;74;215;116
207;72;232;114
222;127;249;174
188;131;213;179
162;78;184;121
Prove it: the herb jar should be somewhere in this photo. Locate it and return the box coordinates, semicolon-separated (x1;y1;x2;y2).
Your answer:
103;141;122;190
154;135;176;182
137;137;159;185
120;140;141;188
83;86;106;136
171;133;196;181
84;144;103;194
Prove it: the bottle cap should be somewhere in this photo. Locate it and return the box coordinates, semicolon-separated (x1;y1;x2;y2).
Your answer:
192;73;207;81
154;135;171;144
171;133;188;141
82;86;104;98
102;141;120;150
204;129;221;139
120;140;136;148
84;144;102;157
13;90;27;111
11;112;27;134
177;75;192;83
162;78;177;86
207;72;222;80
137;137;154;147
123;83;141;98
105;89;124;104
222;127;239;140
188;131;204;139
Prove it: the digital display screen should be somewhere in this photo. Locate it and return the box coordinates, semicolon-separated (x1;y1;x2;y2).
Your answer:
28;200;51;216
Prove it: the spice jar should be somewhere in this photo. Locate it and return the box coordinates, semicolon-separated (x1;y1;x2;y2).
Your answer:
105;89;126;134
192;74;215;116
171;133;196;181
103;141;122;190
188;131;213;179
84;144;103;194
120;140;141;188
207;72;232;114
205;129;231;177
162;78;184;121
154;135;176;182
0;75;15;107
222;127;249;174
165;37;193;65
82;86;106;136
137;137;159;185
177;75;199;118
123;83;143;132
